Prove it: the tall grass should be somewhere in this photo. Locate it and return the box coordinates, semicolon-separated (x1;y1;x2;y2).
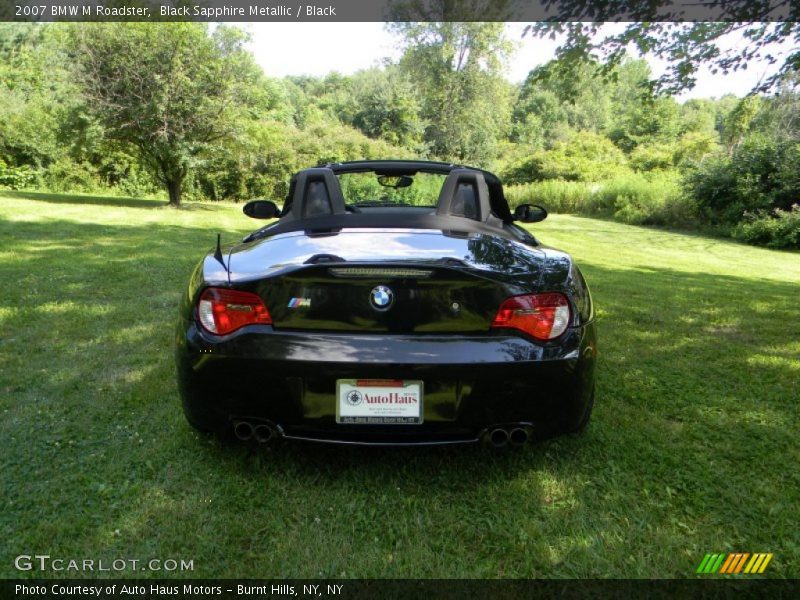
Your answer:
505;171;696;228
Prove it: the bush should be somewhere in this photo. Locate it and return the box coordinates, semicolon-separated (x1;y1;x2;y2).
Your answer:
191;119;412;202
116;168;159;199
97;151;160;198
504;171;694;227
601;172;693;226
504;180;595;213
629;144;675;172
685;135;800;225
0;159;36;189
41;159;105;193
732;205;800;249
503;131;629;184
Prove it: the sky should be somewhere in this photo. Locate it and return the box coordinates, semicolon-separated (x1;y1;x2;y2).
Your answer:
243;22;790;101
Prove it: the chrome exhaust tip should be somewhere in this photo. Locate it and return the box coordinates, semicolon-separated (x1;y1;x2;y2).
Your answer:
489;428;509;448
509;427;529;446
253;423;273;444
233;420;254;441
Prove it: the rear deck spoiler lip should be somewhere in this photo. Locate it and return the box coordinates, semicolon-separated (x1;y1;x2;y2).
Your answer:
245;213;536;245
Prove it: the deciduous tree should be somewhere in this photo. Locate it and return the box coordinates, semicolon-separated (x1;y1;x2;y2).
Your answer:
390;22;514;163
526;16;799;96
70;23;257;206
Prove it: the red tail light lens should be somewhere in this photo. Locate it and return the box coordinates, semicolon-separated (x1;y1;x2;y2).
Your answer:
491;293;571;340
197;287;272;335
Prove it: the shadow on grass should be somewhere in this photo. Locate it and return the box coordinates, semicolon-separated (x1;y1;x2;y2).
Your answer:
2;213;798;577
2;189;173;209
537;212;800;255
2;189;225;211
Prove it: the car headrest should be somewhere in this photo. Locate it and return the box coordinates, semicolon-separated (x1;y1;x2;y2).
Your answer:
435;169;491;222
287;168;347;220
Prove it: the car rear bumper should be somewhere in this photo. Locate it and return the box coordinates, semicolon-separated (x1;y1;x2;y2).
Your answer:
175;321;597;445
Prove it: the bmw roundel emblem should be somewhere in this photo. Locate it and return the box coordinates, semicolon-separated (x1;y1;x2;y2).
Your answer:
370;285;394;311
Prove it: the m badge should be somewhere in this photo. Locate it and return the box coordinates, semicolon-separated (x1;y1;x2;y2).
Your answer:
287;297;311;308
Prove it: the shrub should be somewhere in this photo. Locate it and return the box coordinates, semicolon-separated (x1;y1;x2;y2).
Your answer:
504;171;694;227
41;159;104;193
0;159;36;189
732;205;800;249
601;172;692;226
629;144;675;172
116;168;160;199
685;135;800;226
503;131;629;184
504;180;595;213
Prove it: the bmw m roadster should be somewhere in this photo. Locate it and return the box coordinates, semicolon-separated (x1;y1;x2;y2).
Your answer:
175;160;597;446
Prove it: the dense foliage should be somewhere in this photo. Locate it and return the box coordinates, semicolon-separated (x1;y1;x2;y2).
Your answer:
0;22;798;247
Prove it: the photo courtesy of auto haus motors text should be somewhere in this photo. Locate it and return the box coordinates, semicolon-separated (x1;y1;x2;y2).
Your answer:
13;584;344;598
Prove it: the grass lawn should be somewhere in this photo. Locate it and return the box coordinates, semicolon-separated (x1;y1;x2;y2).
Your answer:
1;190;798;578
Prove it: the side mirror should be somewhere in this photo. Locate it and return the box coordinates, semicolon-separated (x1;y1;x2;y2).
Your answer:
513;203;548;223
243;200;280;219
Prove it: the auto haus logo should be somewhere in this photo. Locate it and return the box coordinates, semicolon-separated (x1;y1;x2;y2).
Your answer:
362;388;417;405
346;381;418;407
364;390;418;404
346;390;363;406
696;552;773;574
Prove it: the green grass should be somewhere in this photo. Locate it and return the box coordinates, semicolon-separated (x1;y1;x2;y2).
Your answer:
1;190;798;578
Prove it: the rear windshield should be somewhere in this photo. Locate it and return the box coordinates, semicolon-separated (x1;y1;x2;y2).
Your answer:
337;172;446;207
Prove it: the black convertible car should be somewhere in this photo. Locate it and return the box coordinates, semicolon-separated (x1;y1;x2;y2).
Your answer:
175;160;597;446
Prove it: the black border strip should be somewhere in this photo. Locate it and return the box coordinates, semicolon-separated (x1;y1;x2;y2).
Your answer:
4;0;797;23
3;579;800;599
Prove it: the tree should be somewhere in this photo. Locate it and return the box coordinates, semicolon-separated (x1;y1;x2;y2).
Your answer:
69;23;257;206
390;22;515;163
513;59;614;146
721;95;763;152
526;16;800;96
515;56;682;153
349;67;427;151
0;24;67;169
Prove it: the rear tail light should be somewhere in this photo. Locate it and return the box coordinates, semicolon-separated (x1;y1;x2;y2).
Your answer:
197;287;272;335
491;292;571;340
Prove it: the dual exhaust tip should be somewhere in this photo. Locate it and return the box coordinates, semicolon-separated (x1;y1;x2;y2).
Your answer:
486;426;531;448
233;420;276;443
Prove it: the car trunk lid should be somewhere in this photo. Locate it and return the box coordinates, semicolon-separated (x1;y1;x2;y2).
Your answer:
227;229;546;334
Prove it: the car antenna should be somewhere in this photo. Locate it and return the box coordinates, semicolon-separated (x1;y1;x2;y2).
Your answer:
213;233;228;273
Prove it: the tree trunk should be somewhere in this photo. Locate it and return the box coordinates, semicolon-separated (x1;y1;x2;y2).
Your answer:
166;177;182;206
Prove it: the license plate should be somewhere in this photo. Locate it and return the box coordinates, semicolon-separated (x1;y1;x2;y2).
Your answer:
336;379;423;425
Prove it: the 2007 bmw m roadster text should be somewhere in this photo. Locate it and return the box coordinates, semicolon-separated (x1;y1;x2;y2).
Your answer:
175;160;597;446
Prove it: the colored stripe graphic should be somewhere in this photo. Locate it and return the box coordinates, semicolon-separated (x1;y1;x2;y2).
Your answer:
758;554;773;574
697;553;773;574
696;554;712;574
696;554;725;574
718;554;736;574
733;553;750;573
744;554;760;573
